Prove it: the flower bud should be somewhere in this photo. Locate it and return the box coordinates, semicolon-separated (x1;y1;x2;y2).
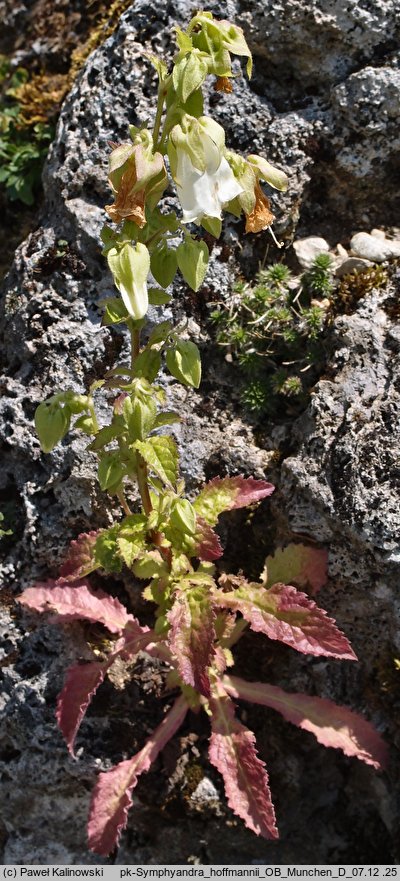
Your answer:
106;139;167;227
107;242;150;320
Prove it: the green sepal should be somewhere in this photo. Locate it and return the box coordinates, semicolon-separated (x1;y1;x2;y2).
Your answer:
35;401;71;453
176;238;209;291
150;242;177;288
183;88;204;117
98;452;124;492
73;414;97;436
165;339;202;388
173;51;208;104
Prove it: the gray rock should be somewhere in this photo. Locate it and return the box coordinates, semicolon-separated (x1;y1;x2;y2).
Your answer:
335;256;373;277
293;235;330;268
350;231;400;262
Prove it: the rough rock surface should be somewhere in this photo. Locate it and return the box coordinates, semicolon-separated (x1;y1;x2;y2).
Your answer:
1;0;399;866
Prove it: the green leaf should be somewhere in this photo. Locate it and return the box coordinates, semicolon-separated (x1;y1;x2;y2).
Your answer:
116;515;148;568
152;411;181;429
176;239;209;291
101;297;129;326
132;347;162;383
170;498;197;536
148;320;173;346
94;527;122;573
148;287;172;306
150;242;177;288
35;401;71;453
132;550;169;579
165;339;202;388
98;453;124;492
201;216;222;238
89;424;122;451
122;395;157;441
148;55;169;82
135;436;179;488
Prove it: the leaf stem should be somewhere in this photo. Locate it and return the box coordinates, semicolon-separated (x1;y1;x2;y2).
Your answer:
153;86;166;149
88;400;100;433
131;326;140;368
117;490;133;516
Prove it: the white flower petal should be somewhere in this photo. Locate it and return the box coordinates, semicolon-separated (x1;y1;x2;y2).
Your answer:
119;281;148;320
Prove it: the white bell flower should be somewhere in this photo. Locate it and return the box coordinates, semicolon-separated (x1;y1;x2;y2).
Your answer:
170;116;243;225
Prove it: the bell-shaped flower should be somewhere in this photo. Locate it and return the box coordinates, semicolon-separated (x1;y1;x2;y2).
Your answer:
169;115;243;225
188;11;253;79
107;242;150;320
225;150;288;234
106;130;167;228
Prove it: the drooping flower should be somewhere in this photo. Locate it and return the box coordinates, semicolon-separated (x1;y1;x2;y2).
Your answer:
106;132;167;228
107;242;150;320
225;151;288;234
169;115;243;225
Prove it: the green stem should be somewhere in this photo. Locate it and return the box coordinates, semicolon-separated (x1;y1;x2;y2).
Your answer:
117;490;133;516
88;400;100;433
136;453;153;515
153;86;167;148
131;325;140;369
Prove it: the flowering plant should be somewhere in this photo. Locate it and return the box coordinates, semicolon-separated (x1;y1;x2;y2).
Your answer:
20;11;387;856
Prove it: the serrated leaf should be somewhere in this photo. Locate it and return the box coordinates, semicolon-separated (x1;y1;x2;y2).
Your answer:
176;239;209;292
166;339;202;388
94;527;122;574
194;476;275;527
224;676;388;770
56;622;153;756
59;531;100;581
209;685;278;839
135;436;179;488
19;580;132;633
88;695;188;855
195;516;223;561
214;576;357;660
262;543;328;596
167;587;216;697
132;550;169;579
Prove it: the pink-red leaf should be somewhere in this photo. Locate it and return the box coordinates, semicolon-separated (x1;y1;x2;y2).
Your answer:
167;586;216;697
56;659;110;756
195;516;223;561
262;543;328;596
214;576;356;660
19;580;133;634
193;476;274;527
209;684;278;839
224;675;388;770
58;531;100;581
88;695;188;855
56;624;155;755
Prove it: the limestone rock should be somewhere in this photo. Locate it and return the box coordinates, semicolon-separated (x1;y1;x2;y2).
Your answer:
335;256;373;277
350;231;400;262
293;236;330;268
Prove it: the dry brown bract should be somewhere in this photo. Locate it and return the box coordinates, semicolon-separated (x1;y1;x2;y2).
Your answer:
245;181;274;233
214;76;233;93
